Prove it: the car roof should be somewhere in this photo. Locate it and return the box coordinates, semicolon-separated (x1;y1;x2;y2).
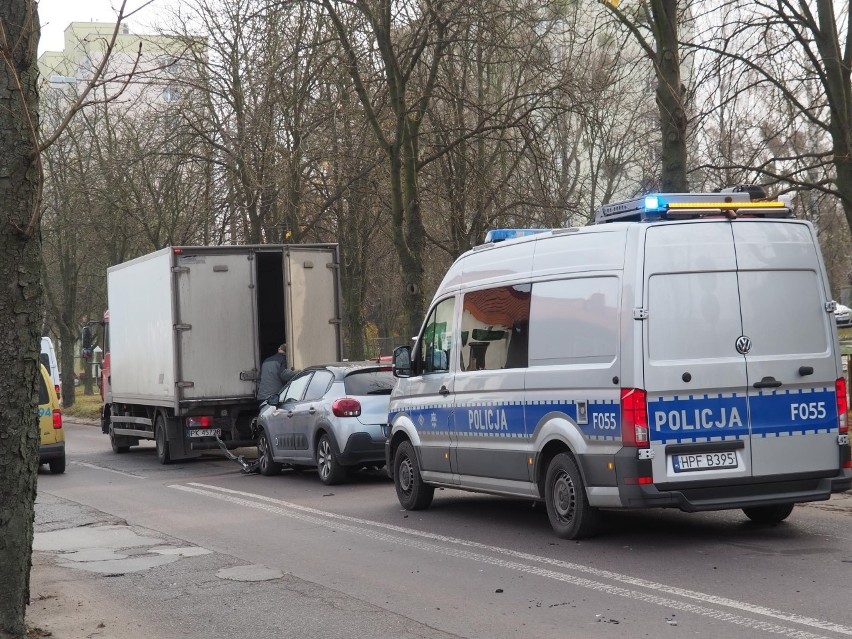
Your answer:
302;361;393;379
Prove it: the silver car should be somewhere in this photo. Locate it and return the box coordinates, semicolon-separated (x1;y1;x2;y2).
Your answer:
836;303;851;327
255;362;394;484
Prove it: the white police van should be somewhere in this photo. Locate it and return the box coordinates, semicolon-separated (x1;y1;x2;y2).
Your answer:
386;187;851;539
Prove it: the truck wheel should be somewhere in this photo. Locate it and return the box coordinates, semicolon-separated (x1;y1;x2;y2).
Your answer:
743;503;794;524
544;452;599;539
49;456;66;475
257;429;281;476
155;415;171;465
110;426;130;453
394;441;434;510
317;433;345;485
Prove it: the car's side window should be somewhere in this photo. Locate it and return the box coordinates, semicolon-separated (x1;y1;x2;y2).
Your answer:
304;370;333;401
460;284;531;371
283;373;313;403
417;297;455;375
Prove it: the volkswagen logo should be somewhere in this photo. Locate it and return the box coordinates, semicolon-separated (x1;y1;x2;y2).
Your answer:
735;335;752;354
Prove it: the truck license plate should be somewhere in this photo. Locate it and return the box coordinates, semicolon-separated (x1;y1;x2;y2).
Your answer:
672;451;738;473
187;428;221;438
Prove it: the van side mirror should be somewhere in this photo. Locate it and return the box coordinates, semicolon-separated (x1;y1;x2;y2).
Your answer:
392;345;412;378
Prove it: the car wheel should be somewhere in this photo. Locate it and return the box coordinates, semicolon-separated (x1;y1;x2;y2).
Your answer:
110;426;130;453
317;433;345;485
257;429;282;476
48;456;66;475
394;441;434;510
544;452;599;539
742;503;795;524
155;415;171;465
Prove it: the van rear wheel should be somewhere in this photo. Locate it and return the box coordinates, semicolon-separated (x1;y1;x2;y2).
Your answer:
742;503;794;524
394;441;434;510
544;452;599;539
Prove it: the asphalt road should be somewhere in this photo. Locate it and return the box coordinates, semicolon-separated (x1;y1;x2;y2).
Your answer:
31;419;852;639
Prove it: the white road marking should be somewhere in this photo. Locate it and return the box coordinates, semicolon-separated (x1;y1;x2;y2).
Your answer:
172;482;850;638
72;461;146;479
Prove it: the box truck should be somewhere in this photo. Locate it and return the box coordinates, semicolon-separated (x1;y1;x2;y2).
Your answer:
100;244;343;463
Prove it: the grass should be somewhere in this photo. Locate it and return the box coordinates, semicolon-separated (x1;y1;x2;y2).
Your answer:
62;392;102;421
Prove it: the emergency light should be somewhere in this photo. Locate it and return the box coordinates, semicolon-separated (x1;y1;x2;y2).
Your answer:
483;229;549;243
595;187;793;224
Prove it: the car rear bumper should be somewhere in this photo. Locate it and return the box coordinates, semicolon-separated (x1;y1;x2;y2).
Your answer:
339;432;385;466
39;442;65;463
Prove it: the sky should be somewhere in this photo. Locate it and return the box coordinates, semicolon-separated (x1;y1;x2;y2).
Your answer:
38;0;170;55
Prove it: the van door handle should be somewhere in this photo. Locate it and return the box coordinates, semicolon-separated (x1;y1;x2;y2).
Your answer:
439;386;450;396
308;407;317;414
798;366;814;376
753;376;782;389
287;410;294;418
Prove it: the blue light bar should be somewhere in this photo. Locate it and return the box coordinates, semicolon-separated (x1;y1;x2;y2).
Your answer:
483;229;549;243
644;195;662;211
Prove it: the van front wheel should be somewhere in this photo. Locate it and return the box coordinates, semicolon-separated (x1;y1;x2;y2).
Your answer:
394;441;434;510
742;503;794;524
544;453;599;539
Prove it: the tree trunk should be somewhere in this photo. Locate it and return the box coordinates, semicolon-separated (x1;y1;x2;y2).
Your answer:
0;3;43;637
651;0;688;192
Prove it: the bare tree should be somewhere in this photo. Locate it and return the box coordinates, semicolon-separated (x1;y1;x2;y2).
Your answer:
601;0;689;192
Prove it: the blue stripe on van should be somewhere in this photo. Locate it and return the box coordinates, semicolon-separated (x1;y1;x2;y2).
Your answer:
649;388;836;443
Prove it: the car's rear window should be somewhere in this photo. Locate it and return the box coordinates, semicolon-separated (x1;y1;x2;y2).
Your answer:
343;370;395;395
38;371;48;405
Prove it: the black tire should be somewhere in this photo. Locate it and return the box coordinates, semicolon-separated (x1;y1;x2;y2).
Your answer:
394;441;434;510
257;429;282;476
155;415;171;465
48;456;66;475
316;433;345;485
110;426;130;453
743;503;795;524
544;452;599;539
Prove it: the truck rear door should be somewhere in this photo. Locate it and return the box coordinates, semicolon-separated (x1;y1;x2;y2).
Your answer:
284;247;342;369
733;221;839;477
175;251;257;400
643;222;752;485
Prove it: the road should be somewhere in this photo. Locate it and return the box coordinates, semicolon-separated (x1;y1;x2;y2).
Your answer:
30;419;852;639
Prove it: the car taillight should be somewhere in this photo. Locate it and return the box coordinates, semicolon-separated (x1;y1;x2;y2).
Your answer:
332;398;361;417
621;388;649;447
53;409;62;429
837;377;848;434
186;416;213;428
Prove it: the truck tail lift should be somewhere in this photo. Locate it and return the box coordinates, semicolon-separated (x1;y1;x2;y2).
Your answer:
594;185;794;224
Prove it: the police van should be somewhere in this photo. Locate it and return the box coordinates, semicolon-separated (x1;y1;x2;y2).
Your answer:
386;187;851;539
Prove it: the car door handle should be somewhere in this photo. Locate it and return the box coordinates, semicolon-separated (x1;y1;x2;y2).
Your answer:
753;376;782;389
439;385;450;396
308;407;317;414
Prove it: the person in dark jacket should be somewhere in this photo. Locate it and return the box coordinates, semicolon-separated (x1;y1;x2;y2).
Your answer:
258;343;297;400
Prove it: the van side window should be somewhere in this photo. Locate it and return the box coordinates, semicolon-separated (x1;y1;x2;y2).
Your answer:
418;297;455;374
460;285;531;371
529;277;618;366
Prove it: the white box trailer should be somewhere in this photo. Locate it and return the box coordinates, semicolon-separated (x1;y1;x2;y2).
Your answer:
101;244;343;463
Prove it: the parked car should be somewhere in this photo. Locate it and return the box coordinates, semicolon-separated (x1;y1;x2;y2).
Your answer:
38;363;65;474
836;303;852;327
255;362;395;484
40;336;61;402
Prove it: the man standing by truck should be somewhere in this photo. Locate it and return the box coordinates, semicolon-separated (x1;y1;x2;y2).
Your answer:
258;343;297;400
